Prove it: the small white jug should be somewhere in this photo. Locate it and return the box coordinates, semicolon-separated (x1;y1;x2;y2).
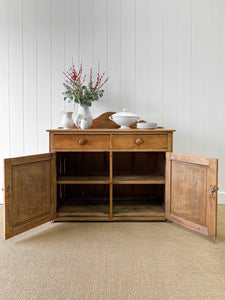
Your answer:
61;111;74;129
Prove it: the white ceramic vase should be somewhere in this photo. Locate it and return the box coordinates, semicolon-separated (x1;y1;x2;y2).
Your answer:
75;104;93;129
61;111;74;129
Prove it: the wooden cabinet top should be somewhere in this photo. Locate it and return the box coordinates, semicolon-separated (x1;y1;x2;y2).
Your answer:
47;128;175;134
47;113;175;152
48;129;175;152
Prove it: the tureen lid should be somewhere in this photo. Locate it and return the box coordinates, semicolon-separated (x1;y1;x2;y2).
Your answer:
112;109;138;118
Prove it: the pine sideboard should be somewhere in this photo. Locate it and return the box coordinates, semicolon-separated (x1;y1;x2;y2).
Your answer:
4;113;218;239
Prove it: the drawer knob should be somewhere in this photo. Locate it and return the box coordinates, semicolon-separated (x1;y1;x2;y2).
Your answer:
78;138;86;145
135;138;144;145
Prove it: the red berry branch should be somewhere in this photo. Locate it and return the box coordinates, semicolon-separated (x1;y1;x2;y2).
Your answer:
63;62;109;107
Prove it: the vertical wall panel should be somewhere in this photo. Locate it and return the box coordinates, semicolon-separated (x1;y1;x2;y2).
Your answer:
121;0;136;114
64;0;79;118
107;0;122;112
23;0;38;155
218;0;225;203
92;0;108;117
79;0;93;116
205;0;220;157
0;0;10;203
149;0;164;124
0;0;10;155
8;0;24;157
37;0;51;153
190;0;207;155
51;0;65;128
79;0;93;70
176;0;192;154
65;0;79;68
163;0;178;134
136;0;150;119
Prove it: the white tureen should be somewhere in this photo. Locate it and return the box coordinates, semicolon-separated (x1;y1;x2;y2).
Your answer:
109;109;139;129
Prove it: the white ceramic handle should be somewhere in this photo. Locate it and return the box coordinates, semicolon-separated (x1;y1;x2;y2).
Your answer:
77;117;81;128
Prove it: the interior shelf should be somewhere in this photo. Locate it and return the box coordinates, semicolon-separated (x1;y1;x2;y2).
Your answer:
57;184;110;217
57;197;109;217
113;152;165;180
56;151;166;219
113;197;165;217
113;184;165;218
113;174;165;184
57;175;110;184
57;174;164;184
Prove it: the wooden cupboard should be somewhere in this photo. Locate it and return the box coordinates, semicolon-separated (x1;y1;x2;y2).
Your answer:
4;114;218;239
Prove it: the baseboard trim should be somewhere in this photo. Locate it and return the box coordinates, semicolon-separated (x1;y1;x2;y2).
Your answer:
0;191;3;205
218;191;225;204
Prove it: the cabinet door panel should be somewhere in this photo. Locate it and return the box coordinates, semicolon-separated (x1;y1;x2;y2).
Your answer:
4;153;56;239
165;153;218;238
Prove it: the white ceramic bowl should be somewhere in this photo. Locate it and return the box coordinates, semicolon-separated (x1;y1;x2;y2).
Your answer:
109;109;139;129
137;122;157;129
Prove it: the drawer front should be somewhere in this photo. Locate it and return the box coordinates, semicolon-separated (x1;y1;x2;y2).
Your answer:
112;134;168;150
54;134;110;150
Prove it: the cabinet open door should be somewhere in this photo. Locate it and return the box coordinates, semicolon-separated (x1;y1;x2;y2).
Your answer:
4;153;56;239
165;152;218;238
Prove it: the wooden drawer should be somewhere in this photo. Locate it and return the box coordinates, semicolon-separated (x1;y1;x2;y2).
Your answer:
112;134;168;150
54;134;110;150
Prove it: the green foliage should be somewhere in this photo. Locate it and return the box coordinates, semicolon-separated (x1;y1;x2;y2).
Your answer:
63;81;104;106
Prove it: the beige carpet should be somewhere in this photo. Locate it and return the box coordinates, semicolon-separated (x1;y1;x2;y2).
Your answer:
0;206;225;300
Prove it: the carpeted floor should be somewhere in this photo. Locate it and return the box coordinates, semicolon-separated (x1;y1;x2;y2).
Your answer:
0;205;225;300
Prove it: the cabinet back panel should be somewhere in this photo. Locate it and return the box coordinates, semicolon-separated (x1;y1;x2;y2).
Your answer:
56;152;109;176
57;184;109;217
113;184;164;198
57;184;109;201
113;152;165;176
113;185;165;217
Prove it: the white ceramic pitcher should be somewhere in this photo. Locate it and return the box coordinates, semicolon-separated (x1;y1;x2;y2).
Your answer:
61;111;74;129
74;104;93;129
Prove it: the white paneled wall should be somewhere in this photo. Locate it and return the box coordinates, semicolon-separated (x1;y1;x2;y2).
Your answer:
0;0;225;203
